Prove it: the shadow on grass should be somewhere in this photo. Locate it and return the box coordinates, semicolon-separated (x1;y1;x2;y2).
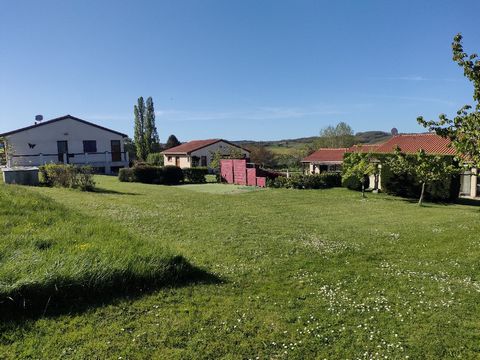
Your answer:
456;197;480;207
92;187;139;195
0;256;222;324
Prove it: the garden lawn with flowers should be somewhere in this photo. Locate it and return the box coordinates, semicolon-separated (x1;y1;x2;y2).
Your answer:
1;175;480;359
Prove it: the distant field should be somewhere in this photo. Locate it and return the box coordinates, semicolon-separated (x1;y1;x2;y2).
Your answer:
1;176;480;359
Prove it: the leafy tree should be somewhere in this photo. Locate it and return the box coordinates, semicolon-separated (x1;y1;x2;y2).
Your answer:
145;97;160;154
315;122;355;149
247;145;275;168
165;134;181;149
209;146;245;171
342;152;376;198
123;137;136;163
418;34;480;168
209;149;222;172
387;148;458;206
228;146;244;159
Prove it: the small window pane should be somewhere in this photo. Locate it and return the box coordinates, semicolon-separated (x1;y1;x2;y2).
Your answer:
83;140;97;153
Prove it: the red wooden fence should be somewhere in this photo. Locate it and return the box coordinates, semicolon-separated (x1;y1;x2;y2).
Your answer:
220;159;267;187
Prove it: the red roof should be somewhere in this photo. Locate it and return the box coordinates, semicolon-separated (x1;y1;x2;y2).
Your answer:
375;133;455;155
162;139;249;154
348;144;381;153
302;148;348;163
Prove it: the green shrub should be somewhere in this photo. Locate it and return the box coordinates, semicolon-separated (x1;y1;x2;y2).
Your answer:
39;164;95;191
122;165;184;185
133;165;163;184
146;152;164;166
342;173;370;191
118;168;135;182
76;166;96;191
269;173;341;189
163;166;184;185
183;167;208;184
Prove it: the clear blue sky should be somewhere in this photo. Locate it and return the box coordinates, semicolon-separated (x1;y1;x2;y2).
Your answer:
1;0;479;141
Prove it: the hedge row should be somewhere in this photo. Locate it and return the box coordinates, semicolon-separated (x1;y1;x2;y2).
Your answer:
183;167;208;183
118;166;209;185
269;172;341;189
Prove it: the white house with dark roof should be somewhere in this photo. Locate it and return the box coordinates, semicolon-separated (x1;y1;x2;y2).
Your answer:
0;115;129;174
162;139;250;170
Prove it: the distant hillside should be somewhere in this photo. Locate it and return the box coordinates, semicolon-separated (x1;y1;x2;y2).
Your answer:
354;131;392;145
234;131;392;155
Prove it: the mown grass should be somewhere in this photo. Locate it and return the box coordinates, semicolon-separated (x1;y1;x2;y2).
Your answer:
1;176;480;359
0;185;212;316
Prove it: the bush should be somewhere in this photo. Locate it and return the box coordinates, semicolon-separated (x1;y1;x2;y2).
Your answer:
162;166;184;185
120;165;184;185
342;173;370;191
76;166;96;191
269;173;341;189
132;165;162;184
118;168;135;182
39;164;95;191
146;152;164;166
183;167;208;184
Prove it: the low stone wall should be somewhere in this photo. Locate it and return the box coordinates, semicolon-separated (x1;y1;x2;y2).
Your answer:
2;167;39;186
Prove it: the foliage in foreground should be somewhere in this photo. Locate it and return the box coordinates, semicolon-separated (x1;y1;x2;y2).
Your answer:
418;33;480;168
39;164;95;191
0;185;200;313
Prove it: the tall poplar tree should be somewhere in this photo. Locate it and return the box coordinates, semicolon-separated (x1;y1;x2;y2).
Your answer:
134;97;147;161
145;97;160;154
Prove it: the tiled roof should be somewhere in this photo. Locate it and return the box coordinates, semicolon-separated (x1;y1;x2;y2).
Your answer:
347;144;382;153
162;139;221;154
302;148;348;163
375;133;455;155
162;139;250;154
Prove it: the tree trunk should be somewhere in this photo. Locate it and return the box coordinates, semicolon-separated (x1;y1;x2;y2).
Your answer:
361;182;365;198
418;182;426;206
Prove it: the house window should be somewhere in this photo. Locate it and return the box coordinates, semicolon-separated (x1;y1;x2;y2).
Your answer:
83;140;97;153
168;156;172;162
201;156;207;167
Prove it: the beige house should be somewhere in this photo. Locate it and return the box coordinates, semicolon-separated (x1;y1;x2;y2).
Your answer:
162;139;250;170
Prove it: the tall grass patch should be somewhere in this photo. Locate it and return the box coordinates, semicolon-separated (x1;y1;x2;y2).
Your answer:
0;185;200;313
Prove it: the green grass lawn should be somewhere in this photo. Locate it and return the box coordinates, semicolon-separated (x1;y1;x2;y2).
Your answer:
1;176;480;359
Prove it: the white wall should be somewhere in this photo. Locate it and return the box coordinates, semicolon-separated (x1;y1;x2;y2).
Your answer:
4;117;127;168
